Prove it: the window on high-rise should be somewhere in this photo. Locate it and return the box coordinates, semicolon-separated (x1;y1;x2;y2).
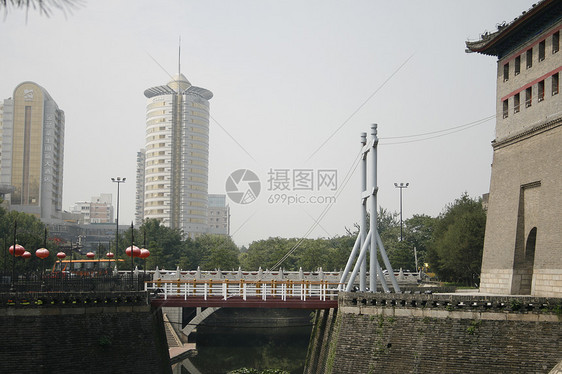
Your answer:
514;93;520;113
553;73;559;95
526;48;533;68
553;31;560;54
515;56;521;75
525;87;532;107
503;62;509;81
503;99;509;118
539;40;545;61
538;80;545;102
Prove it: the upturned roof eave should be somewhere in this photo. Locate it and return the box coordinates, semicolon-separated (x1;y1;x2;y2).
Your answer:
465;0;552;56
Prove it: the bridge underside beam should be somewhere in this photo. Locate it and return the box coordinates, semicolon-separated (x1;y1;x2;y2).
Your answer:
152;296;337;309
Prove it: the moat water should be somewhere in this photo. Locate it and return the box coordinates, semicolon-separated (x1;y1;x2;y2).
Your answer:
173;308;313;374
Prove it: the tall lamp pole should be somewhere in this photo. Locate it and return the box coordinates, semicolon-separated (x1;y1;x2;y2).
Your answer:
11;221;17;292
111;177;126;261
394;182;409;241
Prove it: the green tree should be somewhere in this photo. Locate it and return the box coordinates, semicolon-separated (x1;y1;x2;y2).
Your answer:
0;0;82;18
242;237;299;271
196;234;240;270
377;207;401;243
135;219;184;270
296;239;331;271
427;193;486;285
324;234;356;271
0;207;56;274
387;240;416;271
403;214;437;269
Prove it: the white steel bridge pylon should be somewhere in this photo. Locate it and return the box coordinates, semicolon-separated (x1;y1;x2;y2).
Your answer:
338;124;400;293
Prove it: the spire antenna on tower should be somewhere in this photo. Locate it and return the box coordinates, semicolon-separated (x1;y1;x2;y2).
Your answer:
178;36;181;75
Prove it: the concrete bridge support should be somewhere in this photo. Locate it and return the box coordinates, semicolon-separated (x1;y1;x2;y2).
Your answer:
162;306;184;342
172;357;202;374
182;307;220;339
162;306;221;343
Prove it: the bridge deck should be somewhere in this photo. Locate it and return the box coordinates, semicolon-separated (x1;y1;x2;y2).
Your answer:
147;279;339;309
151;295;338;309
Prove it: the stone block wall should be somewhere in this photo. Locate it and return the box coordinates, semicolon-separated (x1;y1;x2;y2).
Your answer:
305;308;338;374
0;292;171;373
313;292;562;374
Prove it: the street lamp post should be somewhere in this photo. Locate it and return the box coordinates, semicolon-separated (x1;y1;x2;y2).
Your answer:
3;236;6;277
394;182;409;241
11;221;17;292
111;177;126;262
35;228;50;286
130;222;134;290
8;222;27;292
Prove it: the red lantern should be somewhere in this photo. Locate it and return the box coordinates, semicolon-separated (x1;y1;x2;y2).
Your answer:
56;252;66;259
125;246;141;257
106;252;114;259
22;251;32;259
139;249;150;259
35;248;50;259
86;252;95;259
9;244;25;257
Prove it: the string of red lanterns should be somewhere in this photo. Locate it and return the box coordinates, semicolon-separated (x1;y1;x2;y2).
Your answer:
36;248;50;259
7;236;150;276
125;245;141;258
9;244;25;257
125;246;151;259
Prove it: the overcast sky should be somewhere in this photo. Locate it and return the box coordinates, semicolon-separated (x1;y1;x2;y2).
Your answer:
1;0;534;246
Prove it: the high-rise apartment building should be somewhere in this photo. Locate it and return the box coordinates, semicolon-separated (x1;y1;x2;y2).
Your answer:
141;73;212;237
135;149;146;227
0;101;4;172
467;0;562;297
208;194;230;236
0;81;65;220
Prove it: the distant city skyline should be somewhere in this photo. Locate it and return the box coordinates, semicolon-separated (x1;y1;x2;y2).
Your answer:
0;0;536;245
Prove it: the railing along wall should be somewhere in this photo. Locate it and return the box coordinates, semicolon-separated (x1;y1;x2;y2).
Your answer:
0;291;148;308
340;291;562;318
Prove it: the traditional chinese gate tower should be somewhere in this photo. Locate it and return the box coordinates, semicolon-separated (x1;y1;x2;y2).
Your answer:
466;0;562;297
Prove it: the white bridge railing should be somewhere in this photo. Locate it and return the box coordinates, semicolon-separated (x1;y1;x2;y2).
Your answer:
145;279;340;302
